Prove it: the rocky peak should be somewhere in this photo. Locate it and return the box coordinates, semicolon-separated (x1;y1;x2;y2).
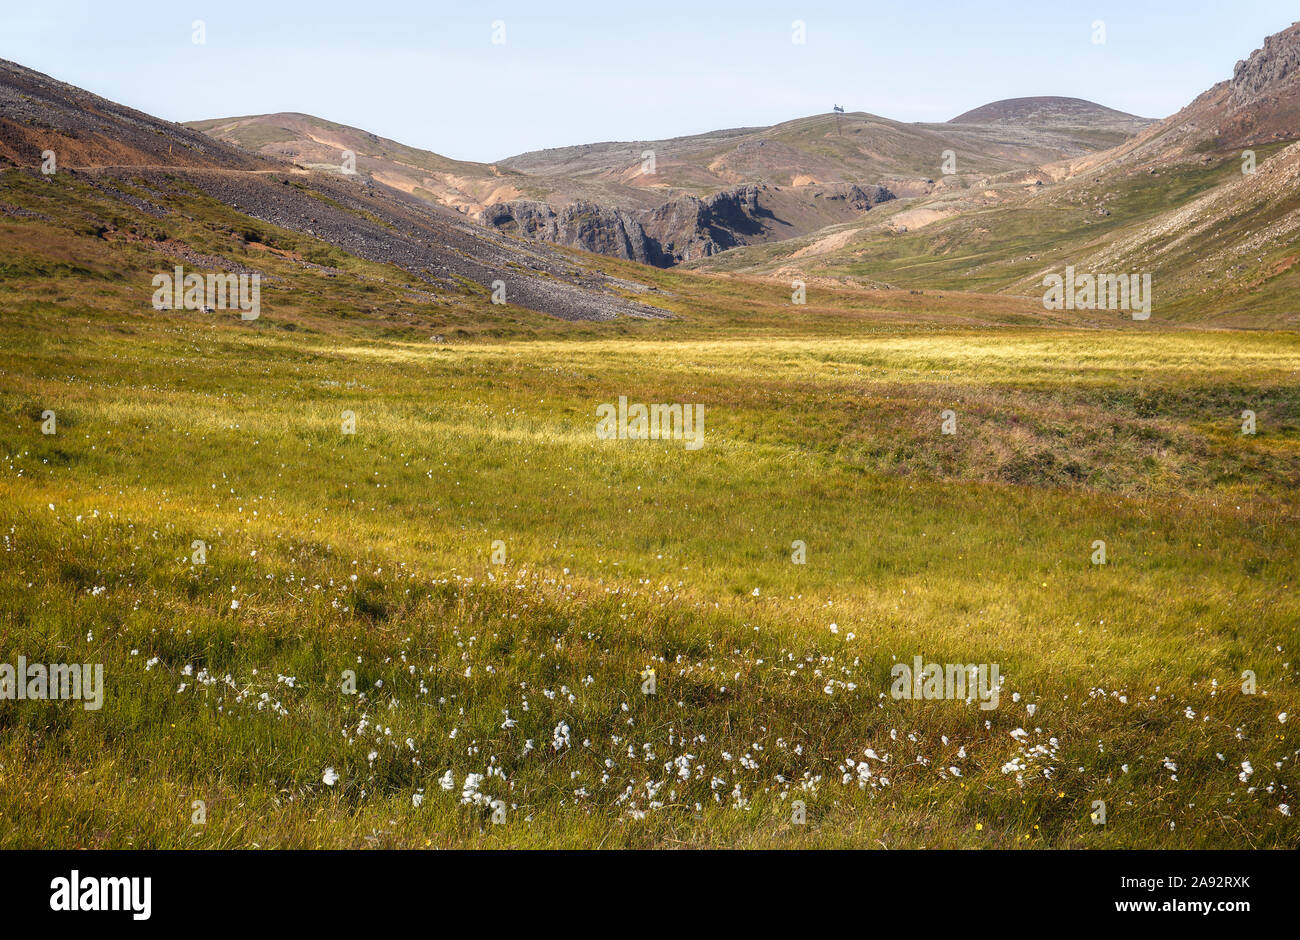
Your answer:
1231;21;1300;107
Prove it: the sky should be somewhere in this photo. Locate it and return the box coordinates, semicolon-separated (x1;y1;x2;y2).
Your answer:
2;1;1297;162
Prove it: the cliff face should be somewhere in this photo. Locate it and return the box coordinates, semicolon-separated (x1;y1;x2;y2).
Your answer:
481;182;894;267
641;185;766;262
1231;22;1300;107
480;200;668;266
1212;21;1300;147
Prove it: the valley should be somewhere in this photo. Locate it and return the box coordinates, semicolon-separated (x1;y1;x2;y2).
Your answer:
0;19;1297;851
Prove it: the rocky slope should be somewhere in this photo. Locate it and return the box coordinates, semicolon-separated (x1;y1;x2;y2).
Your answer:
0;59;267;169
1228;21;1300;139
1062;21;1300;179
0;62;673;322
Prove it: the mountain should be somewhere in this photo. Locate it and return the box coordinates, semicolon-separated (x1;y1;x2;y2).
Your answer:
950;96;1150;136
1003;22;1300;317
497;107;1152;191
186;112;530;214
0;59;673;323
1067;21;1300;177
191;105;1147;267
683;22;1300;325
0;60;267;170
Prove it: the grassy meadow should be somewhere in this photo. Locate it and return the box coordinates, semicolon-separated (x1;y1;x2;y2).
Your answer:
0;167;1298;848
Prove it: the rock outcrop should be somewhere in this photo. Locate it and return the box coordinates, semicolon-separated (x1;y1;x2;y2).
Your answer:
481;181;893;267
1231;22;1300;107
1209;21;1300;147
481;200;668;266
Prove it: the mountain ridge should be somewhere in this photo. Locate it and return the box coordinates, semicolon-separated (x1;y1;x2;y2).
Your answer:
190;102;1148;266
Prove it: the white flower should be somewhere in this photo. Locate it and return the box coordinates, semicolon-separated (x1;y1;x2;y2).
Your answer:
412;791;424;808
1281;804;1291;817
460;773;486;805
553;721;571;750
322;767;339;786
439;770;455;790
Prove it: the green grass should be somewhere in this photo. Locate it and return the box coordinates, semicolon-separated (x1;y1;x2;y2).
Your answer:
1;166;1297;849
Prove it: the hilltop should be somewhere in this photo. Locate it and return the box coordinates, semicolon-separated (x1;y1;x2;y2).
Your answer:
950;96;1150;134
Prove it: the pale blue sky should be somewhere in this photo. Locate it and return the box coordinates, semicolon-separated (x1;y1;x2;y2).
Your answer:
3;1;1296;162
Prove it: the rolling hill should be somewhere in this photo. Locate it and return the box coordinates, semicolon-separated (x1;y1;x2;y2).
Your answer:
190;101;1150;267
950;96;1150;134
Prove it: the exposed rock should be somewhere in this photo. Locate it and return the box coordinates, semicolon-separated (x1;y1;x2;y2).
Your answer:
481;200;667;266
1231;22;1300;107
481;181;894;267
642;184;767;262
